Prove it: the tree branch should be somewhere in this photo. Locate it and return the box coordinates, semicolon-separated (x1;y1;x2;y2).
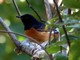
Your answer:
0;17;33;56
0;17;52;59
44;0;53;20
25;0;44;22
53;0;70;47
0;17;20;47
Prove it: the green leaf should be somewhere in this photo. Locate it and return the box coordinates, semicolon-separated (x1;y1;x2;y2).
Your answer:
54;16;80;27
67;24;80;28
56;40;67;46
61;34;79;41
46;45;60;54
64;19;79;25
72;10;80;18
45;17;59;30
55;53;68;60
46;44;66;54
63;0;80;8
69;40;80;60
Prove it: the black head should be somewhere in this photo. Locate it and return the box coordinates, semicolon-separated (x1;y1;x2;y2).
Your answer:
19;14;45;31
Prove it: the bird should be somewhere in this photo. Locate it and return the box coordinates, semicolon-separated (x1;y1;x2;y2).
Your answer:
18;14;59;43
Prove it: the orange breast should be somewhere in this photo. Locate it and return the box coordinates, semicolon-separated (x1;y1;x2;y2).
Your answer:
25;28;53;43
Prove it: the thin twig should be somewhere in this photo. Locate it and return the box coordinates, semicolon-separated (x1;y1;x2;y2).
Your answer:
0;30;32;38
0;18;33;55
26;0;46;23
53;0;70;47
12;0;21;16
48;28;53;45
0;30;50;58
44;0;54;60
68;9;71;15
0;17;21;47
53;29;57;43
44;0;53;46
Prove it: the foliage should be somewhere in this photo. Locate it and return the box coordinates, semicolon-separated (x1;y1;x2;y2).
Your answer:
0;0;80;60
45;0;80;60
63;0;80;8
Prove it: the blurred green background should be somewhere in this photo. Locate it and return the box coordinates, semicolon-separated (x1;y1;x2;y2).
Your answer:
0;0;46;60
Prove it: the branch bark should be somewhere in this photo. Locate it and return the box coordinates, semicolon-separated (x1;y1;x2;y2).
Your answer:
0;17;20;47
0;17;51;59
44;0;53;20
0;17;33;55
